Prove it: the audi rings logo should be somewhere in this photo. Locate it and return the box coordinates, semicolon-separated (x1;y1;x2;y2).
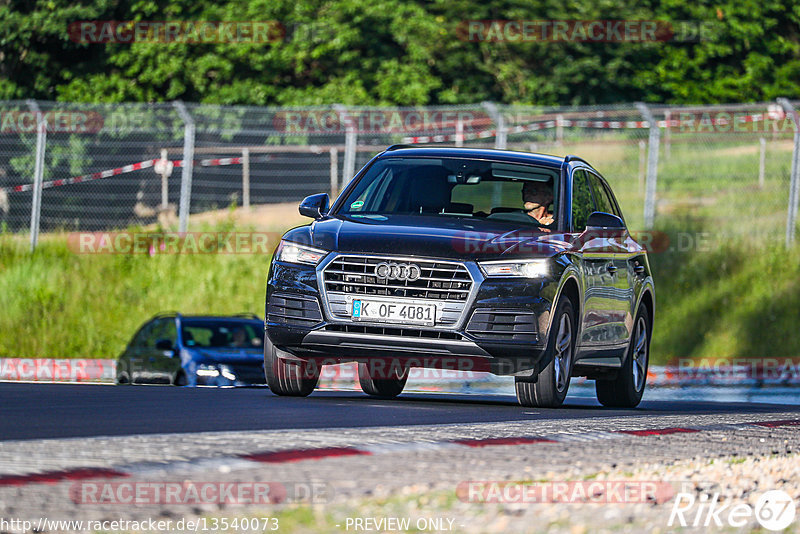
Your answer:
375;262;422;282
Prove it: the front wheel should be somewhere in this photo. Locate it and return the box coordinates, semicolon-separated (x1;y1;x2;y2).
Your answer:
264;335;319;396
358;363;408;398
595;303;650;408
515;296;575;408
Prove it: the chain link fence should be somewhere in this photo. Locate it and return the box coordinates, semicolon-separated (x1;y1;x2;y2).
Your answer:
1;100;798;249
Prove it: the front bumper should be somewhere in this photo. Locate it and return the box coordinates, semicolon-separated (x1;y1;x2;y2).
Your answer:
265;257;557;377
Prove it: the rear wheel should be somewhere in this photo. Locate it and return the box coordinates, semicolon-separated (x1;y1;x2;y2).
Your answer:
515;297;575;408
358;363;408;398
595;303;650;408
115;359;131;385
264;335;319;396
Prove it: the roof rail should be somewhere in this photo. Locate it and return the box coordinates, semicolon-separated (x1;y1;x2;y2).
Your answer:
385;144;414;151
564;154;590;165
152;311;181;319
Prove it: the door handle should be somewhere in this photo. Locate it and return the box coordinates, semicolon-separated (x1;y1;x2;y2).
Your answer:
606;264;618;274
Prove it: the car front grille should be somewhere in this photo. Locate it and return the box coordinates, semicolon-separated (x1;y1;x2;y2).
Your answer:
322;255;473;328
324;324;463;340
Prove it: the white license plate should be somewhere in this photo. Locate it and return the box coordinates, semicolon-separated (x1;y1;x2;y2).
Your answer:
351;298;437;326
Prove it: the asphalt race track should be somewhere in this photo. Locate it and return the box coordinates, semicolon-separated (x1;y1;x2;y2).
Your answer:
2;381;800;532
2;382;798;441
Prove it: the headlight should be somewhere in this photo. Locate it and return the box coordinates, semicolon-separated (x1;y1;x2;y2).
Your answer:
196;364;219;377
275;240;326;265
197;364;236;382
479;259;549;278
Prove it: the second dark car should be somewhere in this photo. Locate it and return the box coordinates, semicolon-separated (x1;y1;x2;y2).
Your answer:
116;313;266;386
265;147;655;407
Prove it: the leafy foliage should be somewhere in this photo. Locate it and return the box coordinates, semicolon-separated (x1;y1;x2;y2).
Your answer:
2;0;800;105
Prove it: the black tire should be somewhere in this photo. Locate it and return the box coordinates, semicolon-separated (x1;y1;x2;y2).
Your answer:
515;296;576;408
264;335;319;396
595;303;651;408
173;371;187;386
115;359;131;385
358;362;408;398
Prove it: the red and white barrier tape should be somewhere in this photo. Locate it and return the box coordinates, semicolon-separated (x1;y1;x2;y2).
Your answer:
402;113;771;144
5;159;157;194
2;156;251;194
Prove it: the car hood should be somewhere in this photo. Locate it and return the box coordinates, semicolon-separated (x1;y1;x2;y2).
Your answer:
284;215;569;260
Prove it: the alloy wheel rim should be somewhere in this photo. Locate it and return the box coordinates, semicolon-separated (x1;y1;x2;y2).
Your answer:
553;313;572;392
632;316;648;392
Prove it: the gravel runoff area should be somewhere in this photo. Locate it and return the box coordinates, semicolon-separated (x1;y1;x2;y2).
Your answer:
0;412;798;533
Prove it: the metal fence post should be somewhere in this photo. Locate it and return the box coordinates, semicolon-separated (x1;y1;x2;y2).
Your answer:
777;98;800;246
482;102;507;150
455;117;464;147
173;101;195;233
242;148;250;209
26;100;46;251
496;113;507;150
159;148;169;210
481;102;505;205
759;138;766;189
556;114;564;145
334;104;357;182
329;147;339;198
638;140;646;193
635;102;660;229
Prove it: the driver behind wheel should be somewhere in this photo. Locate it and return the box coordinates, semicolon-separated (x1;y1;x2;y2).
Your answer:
522;179;555;228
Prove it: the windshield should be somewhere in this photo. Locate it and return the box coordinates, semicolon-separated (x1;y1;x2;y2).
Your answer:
181;320;263;349
337;157;560;228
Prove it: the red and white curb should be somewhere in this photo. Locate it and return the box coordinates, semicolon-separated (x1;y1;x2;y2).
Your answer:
0;359;115;382
0;419;797;487
2;359;799;386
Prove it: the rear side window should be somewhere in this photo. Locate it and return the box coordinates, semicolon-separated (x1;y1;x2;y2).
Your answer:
571;170;594;232
143;319;169;348
130;322;154;349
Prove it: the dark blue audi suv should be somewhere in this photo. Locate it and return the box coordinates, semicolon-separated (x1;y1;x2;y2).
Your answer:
264;147;655;407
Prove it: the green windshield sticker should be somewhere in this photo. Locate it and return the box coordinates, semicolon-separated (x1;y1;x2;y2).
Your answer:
350;200;364;209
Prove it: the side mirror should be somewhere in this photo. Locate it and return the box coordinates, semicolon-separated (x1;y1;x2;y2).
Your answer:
155;339;174;351
586;211;626;230
299;193;330;220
